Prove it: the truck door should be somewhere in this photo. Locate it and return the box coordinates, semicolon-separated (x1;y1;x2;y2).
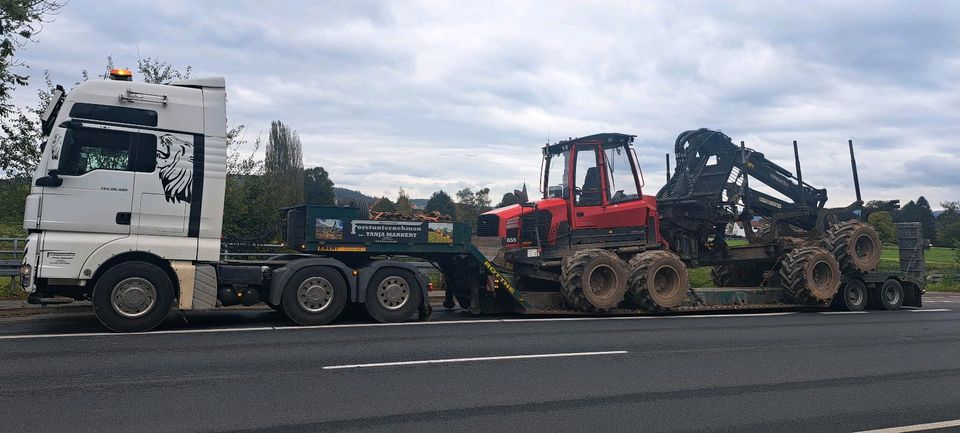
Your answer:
598;144;648;228
571;145;604;229
131;131;192;236
38;124;152;234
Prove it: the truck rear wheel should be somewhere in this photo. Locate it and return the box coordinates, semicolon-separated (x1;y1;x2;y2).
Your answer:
826;221;882;273
627;250;688;310
833;279;868;311
779;246;841;304
560;249;627;312
92;261;173;333
281;267;348;326
364;268;422;323
876;279;904;311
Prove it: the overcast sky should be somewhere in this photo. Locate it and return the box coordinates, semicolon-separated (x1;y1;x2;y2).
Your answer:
13;1;960;207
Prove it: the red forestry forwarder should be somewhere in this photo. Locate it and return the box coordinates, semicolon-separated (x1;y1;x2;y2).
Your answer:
473;129;918;313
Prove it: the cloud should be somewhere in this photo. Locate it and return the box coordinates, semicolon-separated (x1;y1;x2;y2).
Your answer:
11;0;960;208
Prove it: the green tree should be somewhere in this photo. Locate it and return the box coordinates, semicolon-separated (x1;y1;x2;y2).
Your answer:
867;211;896;244
264;120;304;208
455;187;492;225
137;56;191;84
371;197;397;213
895;196;936;242
497;192;519;208
395;188;412;215
425;190;456;217
936;201;960;246
0;0;64;117
303;166;335;205
939;222;960;250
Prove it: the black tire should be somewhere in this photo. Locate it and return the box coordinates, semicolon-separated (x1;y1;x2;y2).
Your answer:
627;250;689;310
92;261;174;333
778;246;841;304
364;268;423;323
877;279;904;311
710;263;766;287
826;221;882;273
281;266;348;326
560;249;628;312
833;279;868;311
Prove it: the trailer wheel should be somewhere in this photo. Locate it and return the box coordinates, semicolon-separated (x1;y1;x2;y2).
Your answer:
281;267;348;326
833;279;868;311
364;268;423;323
826;221;882;273
92;261;173;333
560;249;628;312
779;246;841;304
877;279;903;311
627;250;688;310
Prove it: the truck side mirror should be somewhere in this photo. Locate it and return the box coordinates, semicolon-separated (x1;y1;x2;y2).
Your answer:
35;169;63;187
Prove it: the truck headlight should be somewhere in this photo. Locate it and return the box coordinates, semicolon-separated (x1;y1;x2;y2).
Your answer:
19;263;31;288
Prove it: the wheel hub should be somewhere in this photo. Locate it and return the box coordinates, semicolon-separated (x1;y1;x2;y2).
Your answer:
377;276;409;311
854;234;874;260
653;265;679;296
111;277;157;318
298;277;334;312
588;265;617;295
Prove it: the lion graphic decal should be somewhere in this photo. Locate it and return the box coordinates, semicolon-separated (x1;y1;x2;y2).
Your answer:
157;134;193;204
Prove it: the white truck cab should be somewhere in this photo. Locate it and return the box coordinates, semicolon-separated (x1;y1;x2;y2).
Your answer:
19;70;433;332
21;70;227;331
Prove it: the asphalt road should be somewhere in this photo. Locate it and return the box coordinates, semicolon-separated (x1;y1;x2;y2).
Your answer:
2;295;960;433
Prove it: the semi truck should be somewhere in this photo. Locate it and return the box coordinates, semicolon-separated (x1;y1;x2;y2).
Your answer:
19;70;924;332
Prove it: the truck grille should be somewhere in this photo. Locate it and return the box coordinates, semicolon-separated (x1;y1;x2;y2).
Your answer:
476;214;500;237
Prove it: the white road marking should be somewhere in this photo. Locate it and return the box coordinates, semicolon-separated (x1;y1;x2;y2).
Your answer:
818;311;868;315
322;350;629;370
909;308;952;313
855;418;960;432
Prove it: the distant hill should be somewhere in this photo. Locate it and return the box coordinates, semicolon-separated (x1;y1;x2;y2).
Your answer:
411;199;428;209
333;187;375;204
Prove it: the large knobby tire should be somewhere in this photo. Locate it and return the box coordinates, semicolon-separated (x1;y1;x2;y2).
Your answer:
831;279;868;311
92;261;174;333
710;263;766;287
826;221;882;273
560;249;628;312
364;268;423;323
779;246;841;304
281;266;348;326
876;279;904;311
627;250;689;310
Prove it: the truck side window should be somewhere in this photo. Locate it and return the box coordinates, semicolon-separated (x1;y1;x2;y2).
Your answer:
574;147;602;206
59;128;157;175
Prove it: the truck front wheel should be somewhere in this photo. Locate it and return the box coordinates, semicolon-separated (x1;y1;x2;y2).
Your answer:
281;267;348;326
92;261;174;333
364;269;423;323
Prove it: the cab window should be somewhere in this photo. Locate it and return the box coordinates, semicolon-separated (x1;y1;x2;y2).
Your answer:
59;128;157;176
604;146;639;203
574;147;602;206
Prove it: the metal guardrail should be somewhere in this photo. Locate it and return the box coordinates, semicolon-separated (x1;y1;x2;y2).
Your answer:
0;238;24;289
